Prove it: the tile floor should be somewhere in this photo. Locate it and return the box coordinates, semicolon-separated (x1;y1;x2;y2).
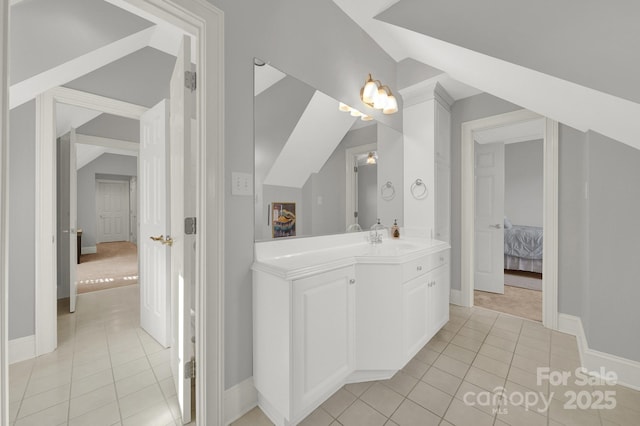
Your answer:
8;284;195;426
233;305;640;426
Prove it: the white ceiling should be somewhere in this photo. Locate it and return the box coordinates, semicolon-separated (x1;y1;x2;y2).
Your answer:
264;90;356;188
333;0;640;152
254;63;287;96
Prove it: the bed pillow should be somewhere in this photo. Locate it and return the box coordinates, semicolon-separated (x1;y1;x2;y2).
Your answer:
504;216;513;229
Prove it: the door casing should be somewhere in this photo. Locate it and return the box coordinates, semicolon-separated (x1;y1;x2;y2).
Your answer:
1;1;226;425
460;109;559;329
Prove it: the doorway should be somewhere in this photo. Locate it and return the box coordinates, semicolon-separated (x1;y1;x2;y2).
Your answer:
472;132;544;322
460;109;559;329
345;142;377;231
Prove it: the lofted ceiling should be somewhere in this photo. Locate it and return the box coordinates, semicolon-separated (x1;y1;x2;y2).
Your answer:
334;0;640;151
10;0;183;168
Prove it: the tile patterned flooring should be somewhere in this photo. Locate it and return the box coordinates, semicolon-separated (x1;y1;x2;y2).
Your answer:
233;305;640;426
9;285;640;426
8;284;195;426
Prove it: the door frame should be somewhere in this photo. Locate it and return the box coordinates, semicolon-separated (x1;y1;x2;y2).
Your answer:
460;109;559;329
345;143;377;229
35;86;146;356
95;178;131;243
1;1;225;425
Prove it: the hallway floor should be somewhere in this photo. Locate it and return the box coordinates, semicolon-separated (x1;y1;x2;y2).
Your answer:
233;306;640;426
77;242;138;294
9;284;194;426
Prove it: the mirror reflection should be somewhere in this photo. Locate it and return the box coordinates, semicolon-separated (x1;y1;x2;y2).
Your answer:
254;60;403;241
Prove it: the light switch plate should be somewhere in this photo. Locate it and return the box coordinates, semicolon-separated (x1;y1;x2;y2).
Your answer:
232;172;253;196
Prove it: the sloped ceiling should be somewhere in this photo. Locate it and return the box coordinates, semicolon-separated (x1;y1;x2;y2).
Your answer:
333;0;640;151
9;0;153;84
264;90;356;188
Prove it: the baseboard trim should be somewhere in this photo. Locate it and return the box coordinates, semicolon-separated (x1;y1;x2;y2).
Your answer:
9;334;35;364
224;377;258;425
81;246;97;255
558;313;640;391
450;289;462;306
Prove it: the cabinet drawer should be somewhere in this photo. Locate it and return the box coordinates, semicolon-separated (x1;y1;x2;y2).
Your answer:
402;250;449;282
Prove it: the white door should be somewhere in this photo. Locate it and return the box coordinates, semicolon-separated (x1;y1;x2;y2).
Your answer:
474;142;505;293
69;129;78;312
96;180;130;242
170;35;194;424
139;99;171;348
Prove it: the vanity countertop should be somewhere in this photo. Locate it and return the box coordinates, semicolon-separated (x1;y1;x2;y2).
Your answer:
253;233;449;280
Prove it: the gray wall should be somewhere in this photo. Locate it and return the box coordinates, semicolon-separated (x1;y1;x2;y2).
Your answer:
557;125;588;318
357;163;377;231
57;134;71;300
8;101;36;340
585;131;640;361
377;124;404;227
212;0;399;388
77;154;137;249
311;125;377;236
504;139;543;227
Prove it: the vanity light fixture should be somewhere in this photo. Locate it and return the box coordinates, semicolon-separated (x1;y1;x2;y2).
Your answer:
366;152;377;165
338;102;373;121
360;73;398;114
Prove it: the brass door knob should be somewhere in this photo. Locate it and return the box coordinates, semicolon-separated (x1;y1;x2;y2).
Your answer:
150;235;164;242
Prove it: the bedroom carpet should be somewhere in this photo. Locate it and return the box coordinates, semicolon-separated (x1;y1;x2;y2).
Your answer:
76;241;138;294
504;270;542;291
474;285;542;322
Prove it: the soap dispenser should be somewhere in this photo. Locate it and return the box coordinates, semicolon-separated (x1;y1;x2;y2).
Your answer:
391;219;400;239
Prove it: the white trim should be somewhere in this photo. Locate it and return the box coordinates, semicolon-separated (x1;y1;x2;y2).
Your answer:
0;1;9;424
28;2;226;425
224;377;258;425
460;109;559;329
8;335;35;364
558;314;640;391
76;134;139;152
449;289;462;306
10;27;156;109
81;246;97;255
345;143;377;229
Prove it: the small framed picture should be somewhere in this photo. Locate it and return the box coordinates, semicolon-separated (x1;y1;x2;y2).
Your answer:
272;202;296;238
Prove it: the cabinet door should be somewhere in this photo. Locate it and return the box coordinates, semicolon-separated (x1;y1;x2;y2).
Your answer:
429;263;450;337
402;275;430;359
292;267;355;415
435;161;451;243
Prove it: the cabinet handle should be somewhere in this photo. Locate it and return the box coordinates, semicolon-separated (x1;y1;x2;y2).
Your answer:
417;266;423;271
349;279;356;285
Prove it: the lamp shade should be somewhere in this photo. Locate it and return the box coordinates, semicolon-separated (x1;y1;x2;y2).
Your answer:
383;95;398;114
338;102;351;112
350;108;363;117
373;88;388;109
361;74;378;104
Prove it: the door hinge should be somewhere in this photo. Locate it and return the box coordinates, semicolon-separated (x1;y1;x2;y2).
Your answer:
354;166;358;173
185;357;196;379
185;217;197;235
185;71;197;92
354;211;358;218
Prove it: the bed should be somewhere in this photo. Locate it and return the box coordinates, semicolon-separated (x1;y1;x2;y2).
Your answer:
504;220;543;274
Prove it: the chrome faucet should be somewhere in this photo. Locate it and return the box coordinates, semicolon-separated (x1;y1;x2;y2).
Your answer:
369;219;386;244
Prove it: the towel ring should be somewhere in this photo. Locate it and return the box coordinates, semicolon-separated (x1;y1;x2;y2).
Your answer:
410;178;428;200
380;181;396;201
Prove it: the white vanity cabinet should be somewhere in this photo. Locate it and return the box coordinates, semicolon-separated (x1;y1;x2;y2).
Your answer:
401;250;450;359
253;265;356;426
291;267;356;420
253;235;450;426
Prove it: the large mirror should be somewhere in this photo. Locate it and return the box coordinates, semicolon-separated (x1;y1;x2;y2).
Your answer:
254;60;403;241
